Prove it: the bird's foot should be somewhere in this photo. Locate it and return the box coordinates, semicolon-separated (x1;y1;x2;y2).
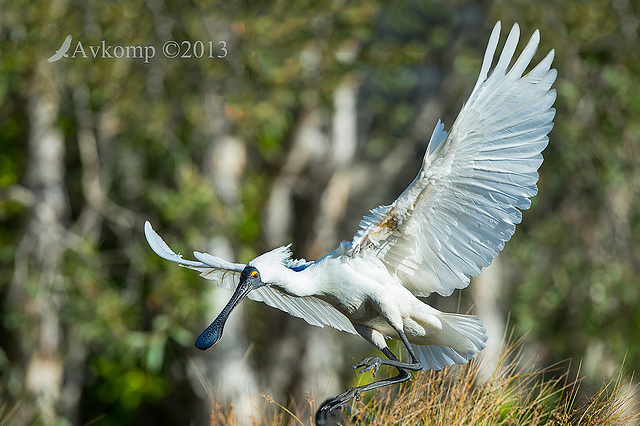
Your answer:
315;398;353;426
353;355;386;377
315;386;364;425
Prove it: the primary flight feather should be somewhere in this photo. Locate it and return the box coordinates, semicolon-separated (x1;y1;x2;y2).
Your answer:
145;21;556;420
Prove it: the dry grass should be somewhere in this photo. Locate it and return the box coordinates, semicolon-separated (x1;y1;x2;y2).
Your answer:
208;339;639;426
343;342;639;426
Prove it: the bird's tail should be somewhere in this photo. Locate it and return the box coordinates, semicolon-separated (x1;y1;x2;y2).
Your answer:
412;313;487;371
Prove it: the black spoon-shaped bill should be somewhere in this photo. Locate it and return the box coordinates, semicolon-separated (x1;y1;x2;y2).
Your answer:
195;276;255;350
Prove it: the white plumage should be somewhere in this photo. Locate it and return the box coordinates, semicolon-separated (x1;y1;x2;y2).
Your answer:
145;21;556;414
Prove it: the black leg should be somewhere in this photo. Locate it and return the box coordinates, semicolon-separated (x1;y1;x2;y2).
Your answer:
316;367;411;424
315;328;423;425
355;348;422;377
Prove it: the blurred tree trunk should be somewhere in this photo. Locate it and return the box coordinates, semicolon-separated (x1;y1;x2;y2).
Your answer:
262;77;360;406
300;77;359;401
12;63;66;424
197;91;260;424
471;258;505;382
264;106;336;402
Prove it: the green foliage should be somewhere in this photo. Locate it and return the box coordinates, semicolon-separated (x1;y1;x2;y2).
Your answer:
0;0;384;423
489;0;640;377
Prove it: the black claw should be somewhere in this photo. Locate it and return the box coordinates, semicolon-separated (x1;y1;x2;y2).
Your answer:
316;399;349;426
318;337;422;424
354;356;384;377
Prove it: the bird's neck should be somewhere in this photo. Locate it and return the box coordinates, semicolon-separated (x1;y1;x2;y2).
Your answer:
269;266;318;298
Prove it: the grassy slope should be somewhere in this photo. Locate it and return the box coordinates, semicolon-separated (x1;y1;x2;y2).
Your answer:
207;340;639;426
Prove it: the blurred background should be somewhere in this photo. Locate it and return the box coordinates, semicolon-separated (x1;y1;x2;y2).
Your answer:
1;0;639;424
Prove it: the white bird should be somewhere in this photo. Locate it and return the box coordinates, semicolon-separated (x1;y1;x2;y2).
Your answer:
145;21;556;421
48;34;73;63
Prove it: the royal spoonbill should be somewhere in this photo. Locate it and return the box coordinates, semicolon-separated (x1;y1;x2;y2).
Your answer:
145;20;556;421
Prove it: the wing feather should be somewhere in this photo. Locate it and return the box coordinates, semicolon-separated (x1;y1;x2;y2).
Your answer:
350;22;556;296
249;287;358;335
145;221;244;290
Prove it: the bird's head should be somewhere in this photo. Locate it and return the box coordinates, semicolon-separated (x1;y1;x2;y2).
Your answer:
194;246;294;351
195;265;266;350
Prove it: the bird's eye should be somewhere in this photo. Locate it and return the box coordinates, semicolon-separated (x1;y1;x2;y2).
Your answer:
250;270;259;278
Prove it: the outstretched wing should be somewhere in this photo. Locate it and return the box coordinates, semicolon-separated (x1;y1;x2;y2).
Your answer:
249;285;358;335
145;221;358;334
350;22;556;297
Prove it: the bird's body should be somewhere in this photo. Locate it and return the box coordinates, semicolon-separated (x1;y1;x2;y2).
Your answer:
253;246;482;363
145;21;556;422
